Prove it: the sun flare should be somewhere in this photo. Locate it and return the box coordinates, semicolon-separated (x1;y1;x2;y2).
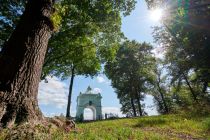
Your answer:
150;8;163;22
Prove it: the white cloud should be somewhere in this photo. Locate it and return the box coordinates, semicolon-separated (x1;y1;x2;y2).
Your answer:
44;112;57;117
38;76;68;109
102;107;124;117
96;75;111;85
92;88;102;94
96;76;106;83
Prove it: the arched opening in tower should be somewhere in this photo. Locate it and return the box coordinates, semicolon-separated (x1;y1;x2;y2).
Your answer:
83;108;94;120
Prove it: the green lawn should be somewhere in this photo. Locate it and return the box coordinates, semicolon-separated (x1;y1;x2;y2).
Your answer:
1;114;210;140
55;114;210;140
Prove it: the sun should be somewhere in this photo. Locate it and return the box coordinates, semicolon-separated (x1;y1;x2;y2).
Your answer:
149;8;163;22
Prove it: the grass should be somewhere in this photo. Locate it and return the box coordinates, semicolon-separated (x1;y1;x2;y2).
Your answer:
1;114;210;140
64;114;210;140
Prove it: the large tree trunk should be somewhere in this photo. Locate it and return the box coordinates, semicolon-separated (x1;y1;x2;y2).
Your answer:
0;0;54;127
66;66;75;118
130;98;137;117
136;96;143;116
135;86;143;116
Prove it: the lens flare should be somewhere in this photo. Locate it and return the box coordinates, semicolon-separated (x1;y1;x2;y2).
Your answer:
150;8;163;22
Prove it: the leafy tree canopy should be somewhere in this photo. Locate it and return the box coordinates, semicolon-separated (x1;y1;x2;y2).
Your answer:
0;0;137;79
105;40;155;116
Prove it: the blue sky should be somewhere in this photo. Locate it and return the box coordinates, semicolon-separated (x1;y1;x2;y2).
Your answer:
38;0;160;118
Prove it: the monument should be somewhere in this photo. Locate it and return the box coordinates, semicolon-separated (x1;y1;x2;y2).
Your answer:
76;86;102;121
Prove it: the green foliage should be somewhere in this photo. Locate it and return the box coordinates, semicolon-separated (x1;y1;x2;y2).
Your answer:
0;0;137;79
0;0;25;48
105;40;156;116
146;0;210;112
150;60;172;114
50;3;67;31
42;0;136;80
177;7;186;17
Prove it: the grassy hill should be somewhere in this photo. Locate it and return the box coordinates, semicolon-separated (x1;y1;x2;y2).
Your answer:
1;114;210;140
65;114;210;140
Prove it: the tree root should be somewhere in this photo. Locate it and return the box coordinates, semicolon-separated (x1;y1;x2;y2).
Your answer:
0;116;76;140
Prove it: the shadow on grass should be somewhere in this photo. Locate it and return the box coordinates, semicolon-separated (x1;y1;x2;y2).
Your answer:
133;117;167;128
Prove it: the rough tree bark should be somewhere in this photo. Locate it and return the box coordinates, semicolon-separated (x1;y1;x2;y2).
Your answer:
66;66;75;118
0;0;54;127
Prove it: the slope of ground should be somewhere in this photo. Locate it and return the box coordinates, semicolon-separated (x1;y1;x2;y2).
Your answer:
0;114;210;140
68;114;210;140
